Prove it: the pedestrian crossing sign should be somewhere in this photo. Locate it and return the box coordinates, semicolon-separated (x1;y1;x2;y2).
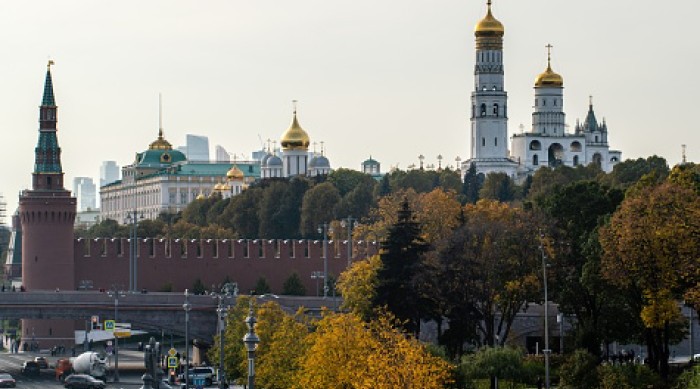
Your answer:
104;320;115;331
167;356;178;368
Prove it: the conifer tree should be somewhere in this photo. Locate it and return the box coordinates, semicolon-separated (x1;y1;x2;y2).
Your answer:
373;198;428;335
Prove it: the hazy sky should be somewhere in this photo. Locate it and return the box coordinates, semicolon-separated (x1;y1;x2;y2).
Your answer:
1;0;698;219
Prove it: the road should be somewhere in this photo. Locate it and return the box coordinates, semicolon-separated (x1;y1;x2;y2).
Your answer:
0;352;244;388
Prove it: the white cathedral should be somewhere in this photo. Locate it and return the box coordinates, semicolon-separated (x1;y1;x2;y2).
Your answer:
463;1;621;178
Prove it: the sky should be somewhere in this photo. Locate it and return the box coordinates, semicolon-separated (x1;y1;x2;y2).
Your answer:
1;0;699;221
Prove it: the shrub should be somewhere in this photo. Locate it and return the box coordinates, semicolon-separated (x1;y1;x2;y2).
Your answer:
598;364;662;389
559;349;599;389
282;272;306;296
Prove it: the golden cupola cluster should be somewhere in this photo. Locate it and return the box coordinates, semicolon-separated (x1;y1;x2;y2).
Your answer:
227;165;245;180
474;0;504;37
535;46;564;87
280;111;310;151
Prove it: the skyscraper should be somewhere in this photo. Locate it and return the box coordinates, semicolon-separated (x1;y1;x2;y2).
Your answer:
215;145;230;162
182;134;210;161
100;161;120;187
73;177;97;211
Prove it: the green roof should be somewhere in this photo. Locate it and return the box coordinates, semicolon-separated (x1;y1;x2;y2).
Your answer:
42;69;55;106
135;149;187;167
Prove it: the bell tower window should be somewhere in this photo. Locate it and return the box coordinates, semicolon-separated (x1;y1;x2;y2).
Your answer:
493;103;499;116
480;104;486;116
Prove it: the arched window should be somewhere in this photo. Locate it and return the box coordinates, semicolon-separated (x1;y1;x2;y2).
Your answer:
533;154;539;165
543;99;546;106
493;103;499;116
529;140;542;150
554;99;557;106
595;135;599;142
482;138;486;147
570;141;582;152
480;104;486;116
573;155;579;166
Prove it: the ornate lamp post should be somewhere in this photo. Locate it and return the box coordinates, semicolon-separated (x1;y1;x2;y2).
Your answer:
212;283;237;389
107;287;126;382
317;223;331;298
182;289;191;389
340;216;357;268
243;299;260;389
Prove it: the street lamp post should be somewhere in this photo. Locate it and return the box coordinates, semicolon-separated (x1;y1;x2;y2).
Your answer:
243;299;260;389
183;289;191;389
310;271;324;296
212;283;237;389
341;216;357;268
539;234;551;389
317;223;331;298
107;288;126;382
363;231;380;259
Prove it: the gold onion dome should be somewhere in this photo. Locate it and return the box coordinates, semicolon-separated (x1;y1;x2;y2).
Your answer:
475;1;504;37
535;48;564;87
280;112;310;151
196;193;206;200
149;129;173;150
214;183;225;191
227;165;244;180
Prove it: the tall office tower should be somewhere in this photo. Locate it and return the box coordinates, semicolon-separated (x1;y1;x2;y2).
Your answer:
73;177;97;211
215;145;230;162
183;134;210;161
100;160;120;187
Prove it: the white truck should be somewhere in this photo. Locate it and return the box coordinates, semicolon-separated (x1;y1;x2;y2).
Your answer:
71;352;107;381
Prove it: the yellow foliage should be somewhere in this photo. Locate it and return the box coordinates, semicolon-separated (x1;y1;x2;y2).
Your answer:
337;255;382;319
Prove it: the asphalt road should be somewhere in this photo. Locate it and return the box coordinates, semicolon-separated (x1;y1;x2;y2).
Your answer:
0;352;243;388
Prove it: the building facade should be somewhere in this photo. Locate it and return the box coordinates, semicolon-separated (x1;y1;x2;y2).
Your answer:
465;1;621;178
73;177;97;212
99;161;120;188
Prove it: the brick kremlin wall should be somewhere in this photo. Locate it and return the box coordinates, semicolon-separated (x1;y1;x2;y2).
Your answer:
73;238;379;294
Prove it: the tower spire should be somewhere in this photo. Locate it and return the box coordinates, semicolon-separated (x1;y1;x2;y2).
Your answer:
546;44;553;70
34;62;63;183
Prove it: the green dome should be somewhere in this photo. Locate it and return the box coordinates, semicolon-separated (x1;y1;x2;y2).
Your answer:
135;148;187;166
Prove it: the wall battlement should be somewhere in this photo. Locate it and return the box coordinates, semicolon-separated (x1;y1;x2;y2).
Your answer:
73;238;379;295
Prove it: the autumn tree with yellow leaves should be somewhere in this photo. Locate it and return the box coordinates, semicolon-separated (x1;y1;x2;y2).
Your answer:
600;176;700;379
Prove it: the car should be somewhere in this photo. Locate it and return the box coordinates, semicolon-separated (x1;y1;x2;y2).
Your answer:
34;356;49;369
63;374;106;389
21;361;40;376
0;373;16;388
180;366;216;387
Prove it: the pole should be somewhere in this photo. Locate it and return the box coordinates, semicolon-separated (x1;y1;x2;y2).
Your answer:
690;306;695;360
322;224;328;299
541;236;550;389
343;216;356;268
559;313;564;355
219;309;225;389
132;208;138;292
183;289;191;389
113;295;120;382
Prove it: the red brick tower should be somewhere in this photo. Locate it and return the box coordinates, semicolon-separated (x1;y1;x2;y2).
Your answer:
19;62;77;348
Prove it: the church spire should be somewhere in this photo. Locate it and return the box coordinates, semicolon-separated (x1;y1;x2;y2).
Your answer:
33;61;66;190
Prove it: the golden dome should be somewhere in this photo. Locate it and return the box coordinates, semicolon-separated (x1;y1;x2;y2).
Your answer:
227;165;245;180
196;193;206;200
280;112;310;151
475;1;504;37
214;183;225;191
149;129;173;150
535;47;564;87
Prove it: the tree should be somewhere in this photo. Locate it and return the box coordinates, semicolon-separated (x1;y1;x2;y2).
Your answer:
434;200;542;351
337;255;382;320
299;182;341;237
559;349;600;389
600;181;700;378
253;277;271;295
461;162;483;204
192;278;206;295
598;155;669;190
479;172;516;202
257;181;290;238
538;181;631;355
373;199;429;335
413;189;462;247
527;165;601;204
460;347;525;388
224;187;262;238
294;312;453;389
282;272;306;296
327;168;374;196
333;179;376;221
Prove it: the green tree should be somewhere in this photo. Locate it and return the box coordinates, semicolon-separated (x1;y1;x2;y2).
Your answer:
373;198;429;335
559;349;599;389
224;187;262;238
598;155;669;190
253;277;271;295
375;174;392;198
461;162;482;204
299;182;341;237
191;278;206;295
538;181;631;355
333;179;376;221
282;272;306;296
257;181;290;238
337;255;381;320
460;347;524;389
327;168;373;196
479;172;516;202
